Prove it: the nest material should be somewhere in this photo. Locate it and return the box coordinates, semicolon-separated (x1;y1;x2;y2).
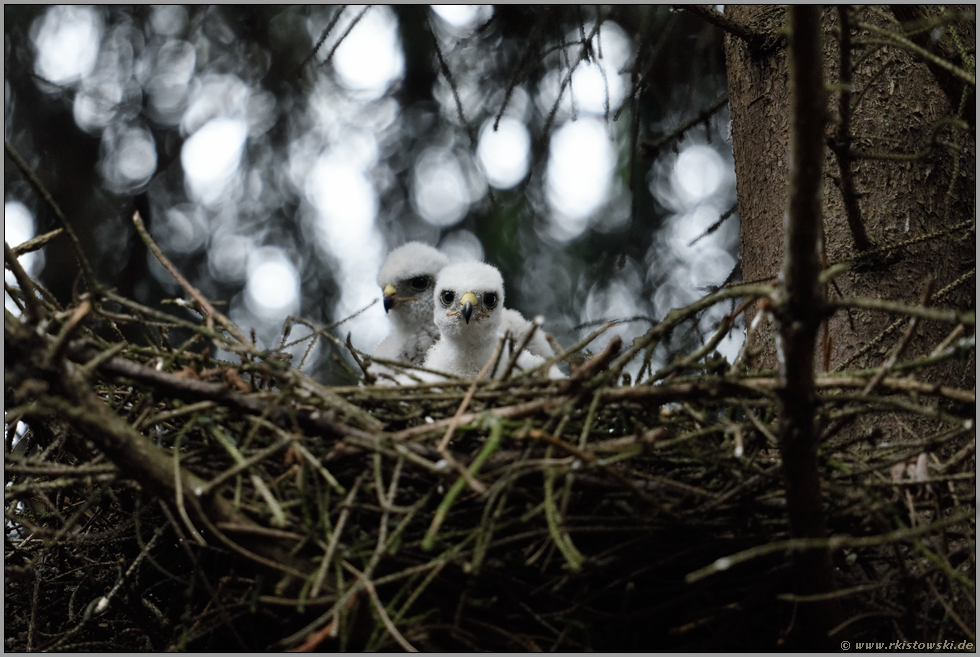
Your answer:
4;234;975;651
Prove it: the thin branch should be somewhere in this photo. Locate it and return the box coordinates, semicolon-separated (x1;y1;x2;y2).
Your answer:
776;7;840;645
320;5;371;70
831;5;872;252
428;13;478;150
640;92;730;159
296;5;348;77
4;241;43;324
687;200;738;247
10;228;64;258
686;508;975;584
132;211;254;348
310;472;364;598
862;277;934;394
858;19;976;87
345;561;419;652
831;296;970;326
493;10;551;131
4;142;99;293
681;5;768;50
887;4;977;129
63;338;380;442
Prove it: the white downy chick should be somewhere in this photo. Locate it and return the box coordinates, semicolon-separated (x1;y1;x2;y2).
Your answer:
424;261;564;380
371;242;449;383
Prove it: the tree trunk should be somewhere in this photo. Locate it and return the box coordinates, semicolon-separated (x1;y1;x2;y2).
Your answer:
726;5;974;377
723;3;974;647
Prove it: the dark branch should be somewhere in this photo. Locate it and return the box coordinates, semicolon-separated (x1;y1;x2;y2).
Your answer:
682;5;767;48
777;6;842;648
4;141;100;294
65;339;380;442
640;92;729;160
831;5;872;252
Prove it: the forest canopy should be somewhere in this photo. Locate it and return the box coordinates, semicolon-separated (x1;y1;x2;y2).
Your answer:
5;5;736;384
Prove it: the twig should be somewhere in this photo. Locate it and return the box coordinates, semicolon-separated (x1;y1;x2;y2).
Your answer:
428;11;478;150
687;201;739;247
434;338;504;495
831;5;872;252
345;561;419;651
4;241;43;323
64;339;380;442
831;296;969;325
498;321;542;381
423;418;503;550
9;227;63;257
296;5;347;77
4;142;99;292
686;507;975;583
391;396;568;441
862;277;934;394
90;525;164;617
924;574;975;640
493;9;550;131
438;339;503;452
857;20;976;86
542;452;584;572
320;5;371;70
209;425;287;528
929;323;965;358
640;92;730;159
682;5;769;49
172;431;207;546
311;471;364;598
132;212;255;348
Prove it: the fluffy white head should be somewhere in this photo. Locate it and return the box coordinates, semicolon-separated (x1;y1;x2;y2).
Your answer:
433;261;505;337
377;241;449;290
372;242;450;367
376;241;449;333
424;261;505;378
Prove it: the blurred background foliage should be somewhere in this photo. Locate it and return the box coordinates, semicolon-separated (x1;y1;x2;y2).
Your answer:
4;5;738;384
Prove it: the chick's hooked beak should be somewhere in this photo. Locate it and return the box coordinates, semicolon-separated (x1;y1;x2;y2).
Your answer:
382;284;397;313
459;291;478;324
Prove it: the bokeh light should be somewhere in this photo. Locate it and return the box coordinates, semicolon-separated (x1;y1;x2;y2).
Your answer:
32;6;102;86
430;5;493;31
477;117;530;189
140;39;197;125
413;148;471;227
331;6;405;100
545;117;616;241
99;125;157;193
181;117;248;206
245;248;300;319
672;145;727;206
10;5;741;382
439;229;485;262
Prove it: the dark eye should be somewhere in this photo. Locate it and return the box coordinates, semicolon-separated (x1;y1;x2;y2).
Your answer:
409;276;429;291
484;292;497;308
440;290;455;306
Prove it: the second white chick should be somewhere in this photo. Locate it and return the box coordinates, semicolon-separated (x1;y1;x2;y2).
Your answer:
371;242;449;383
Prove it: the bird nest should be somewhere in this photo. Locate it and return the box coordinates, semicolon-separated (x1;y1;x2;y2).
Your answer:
4;230;976;651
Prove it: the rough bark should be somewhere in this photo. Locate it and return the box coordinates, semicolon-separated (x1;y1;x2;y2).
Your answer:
725;5;974;379
723;3;974;646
